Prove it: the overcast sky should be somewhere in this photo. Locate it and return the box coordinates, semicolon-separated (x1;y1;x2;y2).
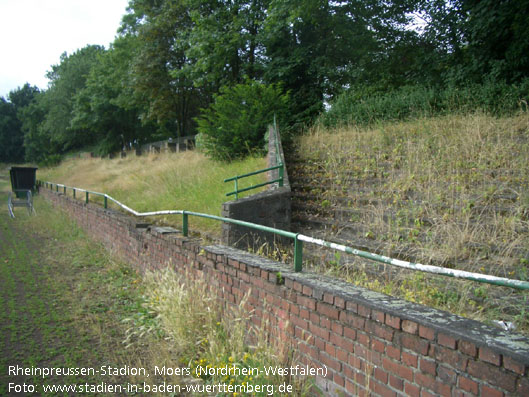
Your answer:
0;0;130;98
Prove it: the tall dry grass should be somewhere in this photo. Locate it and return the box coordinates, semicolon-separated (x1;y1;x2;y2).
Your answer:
298;112;529;331
39;151;267;236
302;112;529;271
139;268;312;394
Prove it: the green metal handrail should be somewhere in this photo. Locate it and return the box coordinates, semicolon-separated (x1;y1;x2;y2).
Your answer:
39;180;529;291
43;181;109;208
224;164;284;199
224;121;285;200
182;210;303;271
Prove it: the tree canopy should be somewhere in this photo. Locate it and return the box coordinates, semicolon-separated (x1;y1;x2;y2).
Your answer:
1;0;528;164
0;84;39;163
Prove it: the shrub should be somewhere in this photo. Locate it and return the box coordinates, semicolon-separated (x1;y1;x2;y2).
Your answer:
196;81;289;161
318;80;529;128
40;154;62;167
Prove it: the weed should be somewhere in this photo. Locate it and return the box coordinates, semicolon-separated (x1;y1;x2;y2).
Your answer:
249;240;293;264
276;271;285;285
142;268;312;395
329;251;342;267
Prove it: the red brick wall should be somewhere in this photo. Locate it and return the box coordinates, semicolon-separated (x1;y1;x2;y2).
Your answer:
42;188;529;396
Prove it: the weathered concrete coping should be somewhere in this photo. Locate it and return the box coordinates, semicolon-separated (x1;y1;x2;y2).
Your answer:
204;244;529;367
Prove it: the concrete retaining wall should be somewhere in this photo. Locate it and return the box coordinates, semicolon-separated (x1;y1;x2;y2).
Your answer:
41;187;529;397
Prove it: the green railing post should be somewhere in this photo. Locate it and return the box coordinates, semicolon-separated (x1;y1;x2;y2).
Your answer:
63;186;66;194
104;196;108;209
85;191;89;204
182;211;188;237
73;188;76;199
56;185;58;192
294;235;303;272
235;176;239;200
279;164;284;187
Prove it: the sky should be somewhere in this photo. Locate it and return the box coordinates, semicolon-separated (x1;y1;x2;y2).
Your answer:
0;0;130;98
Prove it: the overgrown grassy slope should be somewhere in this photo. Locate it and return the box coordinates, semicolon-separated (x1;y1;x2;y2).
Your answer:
35;113;529;333
38;151;267;237
292;112;529;332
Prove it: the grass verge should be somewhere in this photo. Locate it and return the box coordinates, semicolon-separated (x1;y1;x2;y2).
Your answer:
1;183;313;395
0;190;182;395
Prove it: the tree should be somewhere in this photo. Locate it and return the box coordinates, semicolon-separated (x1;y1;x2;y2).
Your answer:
0;84;40;163
19;91;56;164
262;0;416;126
121;0;207;138
71;36;157;154
0;97;22;163
43;45;105;152
196;81;289;160
184;0;269;86
461;0;529;83
123;0;273;137
406;0;529;85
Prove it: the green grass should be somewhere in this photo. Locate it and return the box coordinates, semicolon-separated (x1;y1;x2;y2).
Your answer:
1;179;313;395
0;194;154;394
38;151;268;237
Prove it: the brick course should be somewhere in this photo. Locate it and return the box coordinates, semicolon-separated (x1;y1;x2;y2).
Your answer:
41;187;529;397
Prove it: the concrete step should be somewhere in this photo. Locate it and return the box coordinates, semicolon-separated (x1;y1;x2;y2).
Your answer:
286;153;529;278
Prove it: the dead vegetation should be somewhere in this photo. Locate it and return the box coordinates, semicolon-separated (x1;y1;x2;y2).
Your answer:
38;151;267;237
290;112;529;333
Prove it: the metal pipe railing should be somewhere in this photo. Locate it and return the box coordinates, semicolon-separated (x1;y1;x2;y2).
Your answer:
297;235;529;291
224;164;284;182
224;164;284;200
224;121;285;199
39;180;529;290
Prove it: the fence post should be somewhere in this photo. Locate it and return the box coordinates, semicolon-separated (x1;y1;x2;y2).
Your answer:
235;176;239;200
294;234;303;272
85;192;89;204
104;196;108;209
73;188;76;199
182;211;188;237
